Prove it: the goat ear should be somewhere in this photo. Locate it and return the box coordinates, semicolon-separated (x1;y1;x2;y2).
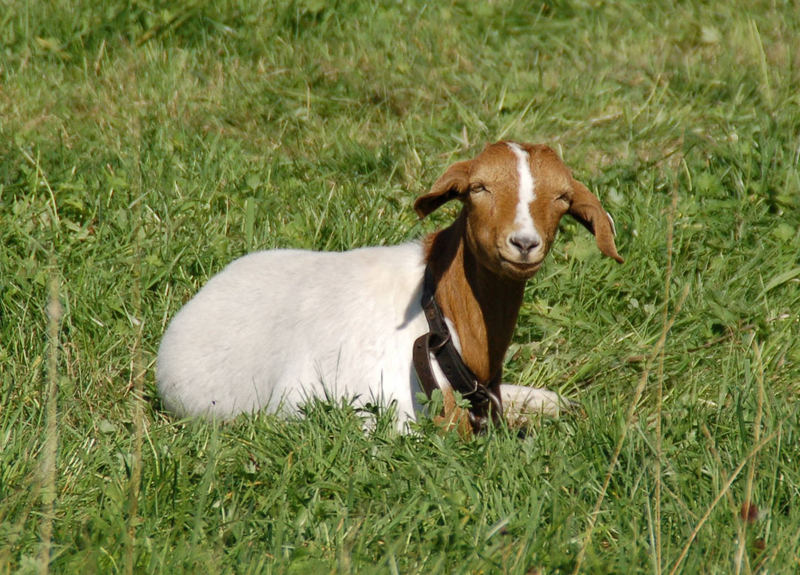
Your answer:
569;182;624;263
414;160;472;218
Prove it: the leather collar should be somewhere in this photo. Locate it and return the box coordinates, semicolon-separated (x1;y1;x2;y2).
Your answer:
412;266;503;432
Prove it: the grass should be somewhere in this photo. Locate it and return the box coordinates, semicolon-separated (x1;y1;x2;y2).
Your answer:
1;0;799;572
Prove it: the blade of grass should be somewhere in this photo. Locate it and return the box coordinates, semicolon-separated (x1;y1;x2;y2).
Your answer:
124;148;146;575
734;338;765;575
654;161;681;575
38;271;62;574
668;428;781;575
573;284;689;574
573;157;685;575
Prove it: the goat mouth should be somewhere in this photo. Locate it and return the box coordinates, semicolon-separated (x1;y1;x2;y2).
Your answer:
499;258;542;276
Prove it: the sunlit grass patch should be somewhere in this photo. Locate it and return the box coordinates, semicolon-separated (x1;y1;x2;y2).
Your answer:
1;0;799;572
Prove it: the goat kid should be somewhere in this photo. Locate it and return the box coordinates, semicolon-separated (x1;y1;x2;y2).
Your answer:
157;142;622;431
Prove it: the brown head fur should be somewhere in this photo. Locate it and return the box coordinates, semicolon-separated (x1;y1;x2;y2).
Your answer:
415;142;623;273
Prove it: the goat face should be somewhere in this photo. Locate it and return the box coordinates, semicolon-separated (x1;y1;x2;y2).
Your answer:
414;141;623;281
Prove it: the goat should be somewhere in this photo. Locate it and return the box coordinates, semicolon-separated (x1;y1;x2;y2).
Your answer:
157;141;622;432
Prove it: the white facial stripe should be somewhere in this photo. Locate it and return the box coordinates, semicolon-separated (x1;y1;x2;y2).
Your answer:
506;142;537;235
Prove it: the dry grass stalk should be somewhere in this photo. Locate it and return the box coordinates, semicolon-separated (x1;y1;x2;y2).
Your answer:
38;274;62;575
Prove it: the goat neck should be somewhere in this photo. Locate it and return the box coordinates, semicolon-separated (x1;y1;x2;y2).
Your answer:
424;212;526;385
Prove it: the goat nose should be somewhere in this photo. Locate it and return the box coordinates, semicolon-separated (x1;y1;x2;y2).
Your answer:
509;232;540;254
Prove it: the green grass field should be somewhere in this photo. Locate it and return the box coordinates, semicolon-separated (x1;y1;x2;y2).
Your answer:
2;1;799;572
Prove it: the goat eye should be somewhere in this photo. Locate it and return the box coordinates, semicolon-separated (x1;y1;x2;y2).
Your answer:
555;193;570;205
470;184;490;195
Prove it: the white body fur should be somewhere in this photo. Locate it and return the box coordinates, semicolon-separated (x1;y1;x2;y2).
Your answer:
157;242;561;427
